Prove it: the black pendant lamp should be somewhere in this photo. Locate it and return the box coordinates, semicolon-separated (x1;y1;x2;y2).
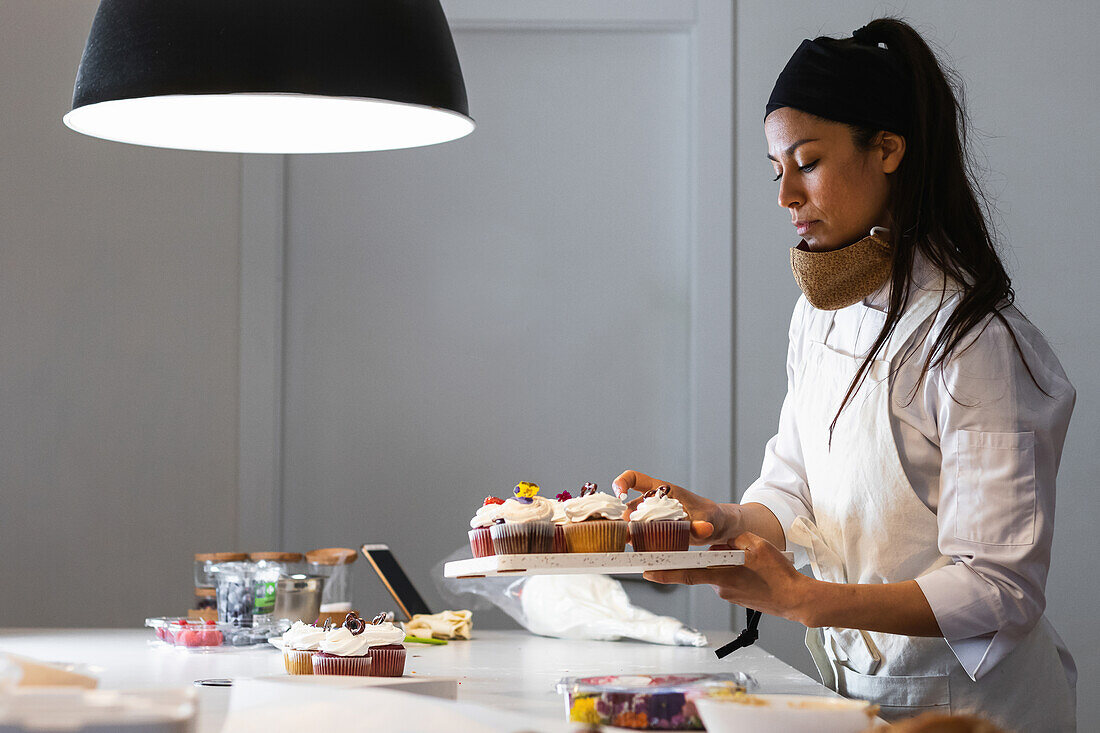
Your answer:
63;0;474;153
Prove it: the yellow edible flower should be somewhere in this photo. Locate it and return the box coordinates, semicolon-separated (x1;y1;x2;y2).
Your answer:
569;696;601;724
514;481;540;499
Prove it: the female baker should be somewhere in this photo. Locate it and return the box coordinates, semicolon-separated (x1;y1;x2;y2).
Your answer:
615;17;1076;730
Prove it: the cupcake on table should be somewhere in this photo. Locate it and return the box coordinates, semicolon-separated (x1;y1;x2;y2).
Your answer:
361;612;407;677
489;482;554;554
312;613;373;676
281;619;325;675
628;485;690;551
313;611;407;677
561;482;629;553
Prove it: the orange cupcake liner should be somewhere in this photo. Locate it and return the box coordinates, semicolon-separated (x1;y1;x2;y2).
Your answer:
562;519;629;553
283;648;316;675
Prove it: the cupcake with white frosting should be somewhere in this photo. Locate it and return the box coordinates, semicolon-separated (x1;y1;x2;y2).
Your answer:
468;496;506;558
312;611;408;677
550;490;572;553
361;612;407;676
312;613;374;676
489;482;554;554
281;620;325;675
561;483;629;553
628;485;690;551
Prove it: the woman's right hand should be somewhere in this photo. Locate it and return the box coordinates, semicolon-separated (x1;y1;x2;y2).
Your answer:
613;469;741;546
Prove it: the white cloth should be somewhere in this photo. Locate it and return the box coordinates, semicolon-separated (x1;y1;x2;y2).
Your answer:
741;249;1076;683
404;610;473;640
770;278;1074;728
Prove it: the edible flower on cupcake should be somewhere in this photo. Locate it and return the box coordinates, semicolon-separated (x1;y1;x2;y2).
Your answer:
551;490;572;522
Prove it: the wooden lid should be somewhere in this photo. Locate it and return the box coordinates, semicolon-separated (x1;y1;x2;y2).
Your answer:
194;587;217;598
194;552;248;562
249;551;304;562
188;608;218;622
305;547;358;566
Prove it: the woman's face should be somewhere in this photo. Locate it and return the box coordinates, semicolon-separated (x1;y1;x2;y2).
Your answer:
764;107;905;252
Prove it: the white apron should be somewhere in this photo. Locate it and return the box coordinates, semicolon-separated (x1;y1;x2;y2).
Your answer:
789;285;1076;730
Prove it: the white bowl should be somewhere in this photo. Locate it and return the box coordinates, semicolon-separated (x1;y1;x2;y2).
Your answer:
693;693;876;733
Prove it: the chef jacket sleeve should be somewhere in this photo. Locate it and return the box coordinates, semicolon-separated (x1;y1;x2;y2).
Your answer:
740;297;815;568
912;308;1075;681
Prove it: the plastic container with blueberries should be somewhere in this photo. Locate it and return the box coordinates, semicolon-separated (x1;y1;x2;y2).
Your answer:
145;617;286;651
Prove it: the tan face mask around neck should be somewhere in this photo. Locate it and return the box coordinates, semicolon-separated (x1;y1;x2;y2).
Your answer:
789;230;893;310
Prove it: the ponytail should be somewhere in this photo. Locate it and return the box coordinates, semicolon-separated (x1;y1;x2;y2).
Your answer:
828;17;1047;445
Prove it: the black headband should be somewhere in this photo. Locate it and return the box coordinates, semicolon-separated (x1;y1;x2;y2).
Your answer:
765;26;912;137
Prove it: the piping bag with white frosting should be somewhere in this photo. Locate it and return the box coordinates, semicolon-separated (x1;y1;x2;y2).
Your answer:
433;546;706;647
519;574;706;646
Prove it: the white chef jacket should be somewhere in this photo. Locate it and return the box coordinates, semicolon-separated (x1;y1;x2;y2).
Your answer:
741;248;1076;681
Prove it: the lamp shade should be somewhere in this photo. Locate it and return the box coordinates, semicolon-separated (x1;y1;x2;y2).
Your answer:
63;0;474;153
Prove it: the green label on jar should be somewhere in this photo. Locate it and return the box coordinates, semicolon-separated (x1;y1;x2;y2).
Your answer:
253;580;277;615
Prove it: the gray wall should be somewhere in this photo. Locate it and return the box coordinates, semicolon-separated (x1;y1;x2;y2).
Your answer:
277;19;707;628
0;1;241;626
1;0;1095;727
735;1;1100;727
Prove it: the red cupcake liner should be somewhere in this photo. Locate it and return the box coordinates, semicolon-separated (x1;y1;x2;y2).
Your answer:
468;527;495;558
367;644;407;677
311;652;372;676
489;521;553;554
629;519;690;552
562;519;629;553
552;524;566;553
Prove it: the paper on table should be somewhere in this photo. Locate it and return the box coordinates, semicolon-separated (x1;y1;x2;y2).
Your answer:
223;683;573;733
0;652;98;689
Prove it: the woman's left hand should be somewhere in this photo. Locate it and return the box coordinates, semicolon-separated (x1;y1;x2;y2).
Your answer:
643;532;816;625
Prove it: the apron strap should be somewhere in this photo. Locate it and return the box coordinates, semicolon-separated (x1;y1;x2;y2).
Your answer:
714;608;762;659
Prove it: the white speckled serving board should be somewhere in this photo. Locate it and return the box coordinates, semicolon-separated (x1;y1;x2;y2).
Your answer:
444;550;794;578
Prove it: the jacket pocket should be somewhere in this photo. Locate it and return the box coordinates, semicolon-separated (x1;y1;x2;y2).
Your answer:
954;430;1037;546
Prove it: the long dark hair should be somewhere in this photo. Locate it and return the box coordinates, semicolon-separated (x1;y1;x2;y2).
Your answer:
827;16;1047;442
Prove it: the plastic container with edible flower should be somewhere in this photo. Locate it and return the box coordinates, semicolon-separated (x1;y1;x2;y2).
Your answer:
555;673;755;730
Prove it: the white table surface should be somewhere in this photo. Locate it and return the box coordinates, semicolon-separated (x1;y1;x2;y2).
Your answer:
0;628;832;731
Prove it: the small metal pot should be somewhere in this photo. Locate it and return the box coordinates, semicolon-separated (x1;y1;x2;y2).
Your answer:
273;574;325;624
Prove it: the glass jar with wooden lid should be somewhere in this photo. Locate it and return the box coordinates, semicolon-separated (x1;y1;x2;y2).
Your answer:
305;548;358;621
249;552;304;620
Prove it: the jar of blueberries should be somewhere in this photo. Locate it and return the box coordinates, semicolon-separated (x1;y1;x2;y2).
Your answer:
211;561;256;626
248;552;304;621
